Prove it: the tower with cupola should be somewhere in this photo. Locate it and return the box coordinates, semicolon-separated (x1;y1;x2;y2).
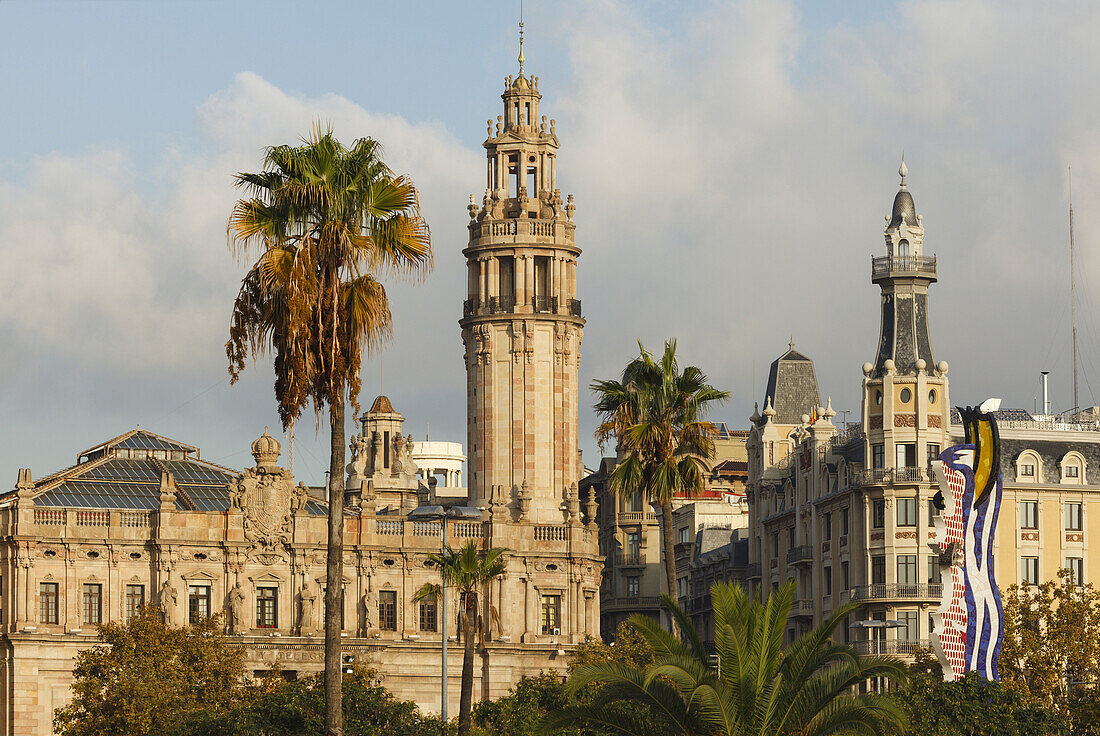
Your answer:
862;160;951;474
460;35;584;524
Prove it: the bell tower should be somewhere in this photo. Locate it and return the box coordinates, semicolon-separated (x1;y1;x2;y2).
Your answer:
460;43;584;523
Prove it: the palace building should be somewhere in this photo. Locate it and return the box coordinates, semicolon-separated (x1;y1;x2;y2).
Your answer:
0;50;601;735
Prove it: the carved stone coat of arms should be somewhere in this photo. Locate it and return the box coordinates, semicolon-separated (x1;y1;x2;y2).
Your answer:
231;467;299;552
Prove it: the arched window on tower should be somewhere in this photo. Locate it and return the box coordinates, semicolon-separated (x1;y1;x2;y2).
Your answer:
898;239;910;259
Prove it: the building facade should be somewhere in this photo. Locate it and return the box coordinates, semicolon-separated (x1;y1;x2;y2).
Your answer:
0;53;601;736
746;163;1100;657
588;425;749;637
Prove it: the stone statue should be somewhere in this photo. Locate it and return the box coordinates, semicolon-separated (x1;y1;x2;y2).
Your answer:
371;431;382;473
488;603;504;640
159;580;178;627
299;582;317;634
228;581;247;634
349;434;369;477
393;433;406;473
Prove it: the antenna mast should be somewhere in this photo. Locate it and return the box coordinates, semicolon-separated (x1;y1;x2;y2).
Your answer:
1070;167;1080;413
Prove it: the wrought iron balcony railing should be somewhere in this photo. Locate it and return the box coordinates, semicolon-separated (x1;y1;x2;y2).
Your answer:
849;583;943;602
871;255;937;279
531;295;558;313
786;545;814;565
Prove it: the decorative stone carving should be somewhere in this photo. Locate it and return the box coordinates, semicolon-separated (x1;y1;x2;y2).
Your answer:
349;434;370;478
228;581;247;634
299;582;317;635
489;484;508;522
584;486;598;529
159;580;178;627
230;430;298;553
564;482;580;524
516;480;532;521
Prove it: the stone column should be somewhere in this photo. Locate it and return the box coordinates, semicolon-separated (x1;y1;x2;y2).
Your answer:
523;576;535;642
478;258;488;303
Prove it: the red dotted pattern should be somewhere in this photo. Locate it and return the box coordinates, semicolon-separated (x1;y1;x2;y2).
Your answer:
938;466;968;679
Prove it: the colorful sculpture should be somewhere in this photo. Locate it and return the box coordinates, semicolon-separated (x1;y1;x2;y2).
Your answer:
930;406;1004;681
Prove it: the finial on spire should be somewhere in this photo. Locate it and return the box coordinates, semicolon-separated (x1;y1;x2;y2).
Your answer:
789;335;795;352
899;152;908;187
518;0;525;75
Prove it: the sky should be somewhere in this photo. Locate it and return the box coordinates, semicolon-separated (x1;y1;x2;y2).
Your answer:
2;0;1100;486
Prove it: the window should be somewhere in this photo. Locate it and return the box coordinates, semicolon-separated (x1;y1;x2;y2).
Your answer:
841;508;850;535
898;555;918;586
1066;557;1085;584
1066;502;1083;531
629;491;643;513
256;587;278;629
1020;501;1039;530
896;443;916;468
772;532;779;558
824;512;832;540
787;528;795;551
871;555;886;585
1022;557;1039;586
926;443;941;468
678;526;690;545
626;532;641;560
40;582;59;625
899;388;911;403
928;556;942;585
872;444;885;469
841;561;849;591
1020;464;1035;477
899;610;918;643
126;584;145;620
379;590;397;631
824;567;832;596
676;577;688;598
872;499;885;529
843;615;851;643
626;576;640;597
1066;465;1080;478
188;585;210;624
82;584;102;626
419;598;437;632
927;499;937;527
897;498;917;527
541;594;561;634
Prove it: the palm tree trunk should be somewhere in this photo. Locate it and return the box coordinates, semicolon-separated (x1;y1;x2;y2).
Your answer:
660;499;680;638
458;592;476;735
324;397;346;736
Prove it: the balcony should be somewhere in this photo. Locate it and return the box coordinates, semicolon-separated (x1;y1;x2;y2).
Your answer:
849;467;927;487
487;295;516;314
791;598;815;618
619;552;644;567
852;639;931;656
617;511;657;524
746;562;761;579
568;299;582;317
531;295;558;313
463;298;478;316
849;583;943;602
601;595;661;612
871;255;936;280
786;545;814;566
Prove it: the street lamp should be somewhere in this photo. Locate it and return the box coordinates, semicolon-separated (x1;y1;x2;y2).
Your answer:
408;504;483;723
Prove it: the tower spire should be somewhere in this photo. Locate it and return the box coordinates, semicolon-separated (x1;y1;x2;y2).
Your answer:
518;0;525;75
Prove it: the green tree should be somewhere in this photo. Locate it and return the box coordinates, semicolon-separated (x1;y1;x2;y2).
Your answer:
1000;569;1100;735
54;608;245;736
896;649;1061;736
414;540;507;736
591;339;729;634
178;667;450;736
546;581;907;736
472;622;655;736
226;129;432;735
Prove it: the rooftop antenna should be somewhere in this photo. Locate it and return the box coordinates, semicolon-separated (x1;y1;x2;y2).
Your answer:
518;0;525;75
1069;167;1080;413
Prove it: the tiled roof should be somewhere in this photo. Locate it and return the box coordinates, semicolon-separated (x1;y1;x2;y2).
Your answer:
368;395;396;413
764;348;821;425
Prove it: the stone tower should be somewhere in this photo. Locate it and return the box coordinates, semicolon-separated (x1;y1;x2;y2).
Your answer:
460;53;584;524
862;160;951;472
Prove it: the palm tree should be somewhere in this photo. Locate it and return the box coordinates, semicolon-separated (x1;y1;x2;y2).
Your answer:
547;581;908;736
226;128;431;736
592;339;729;634
414;540;507;735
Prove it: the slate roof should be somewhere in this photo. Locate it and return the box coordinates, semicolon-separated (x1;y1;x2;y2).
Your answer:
764;348;822;425
6;430;327;515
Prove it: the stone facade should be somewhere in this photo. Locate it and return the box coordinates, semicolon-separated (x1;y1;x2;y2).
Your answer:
0;56;600;736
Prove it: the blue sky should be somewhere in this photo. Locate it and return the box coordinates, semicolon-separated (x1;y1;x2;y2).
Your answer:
2;0;1099;484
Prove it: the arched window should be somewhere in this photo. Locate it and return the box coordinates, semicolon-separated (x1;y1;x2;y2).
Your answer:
1059;452;1087;485
1014;450;1042;483
897;239;910;258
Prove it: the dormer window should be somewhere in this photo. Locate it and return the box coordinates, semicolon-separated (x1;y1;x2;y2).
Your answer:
1059;452;1087;485
1015;450;1043;484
